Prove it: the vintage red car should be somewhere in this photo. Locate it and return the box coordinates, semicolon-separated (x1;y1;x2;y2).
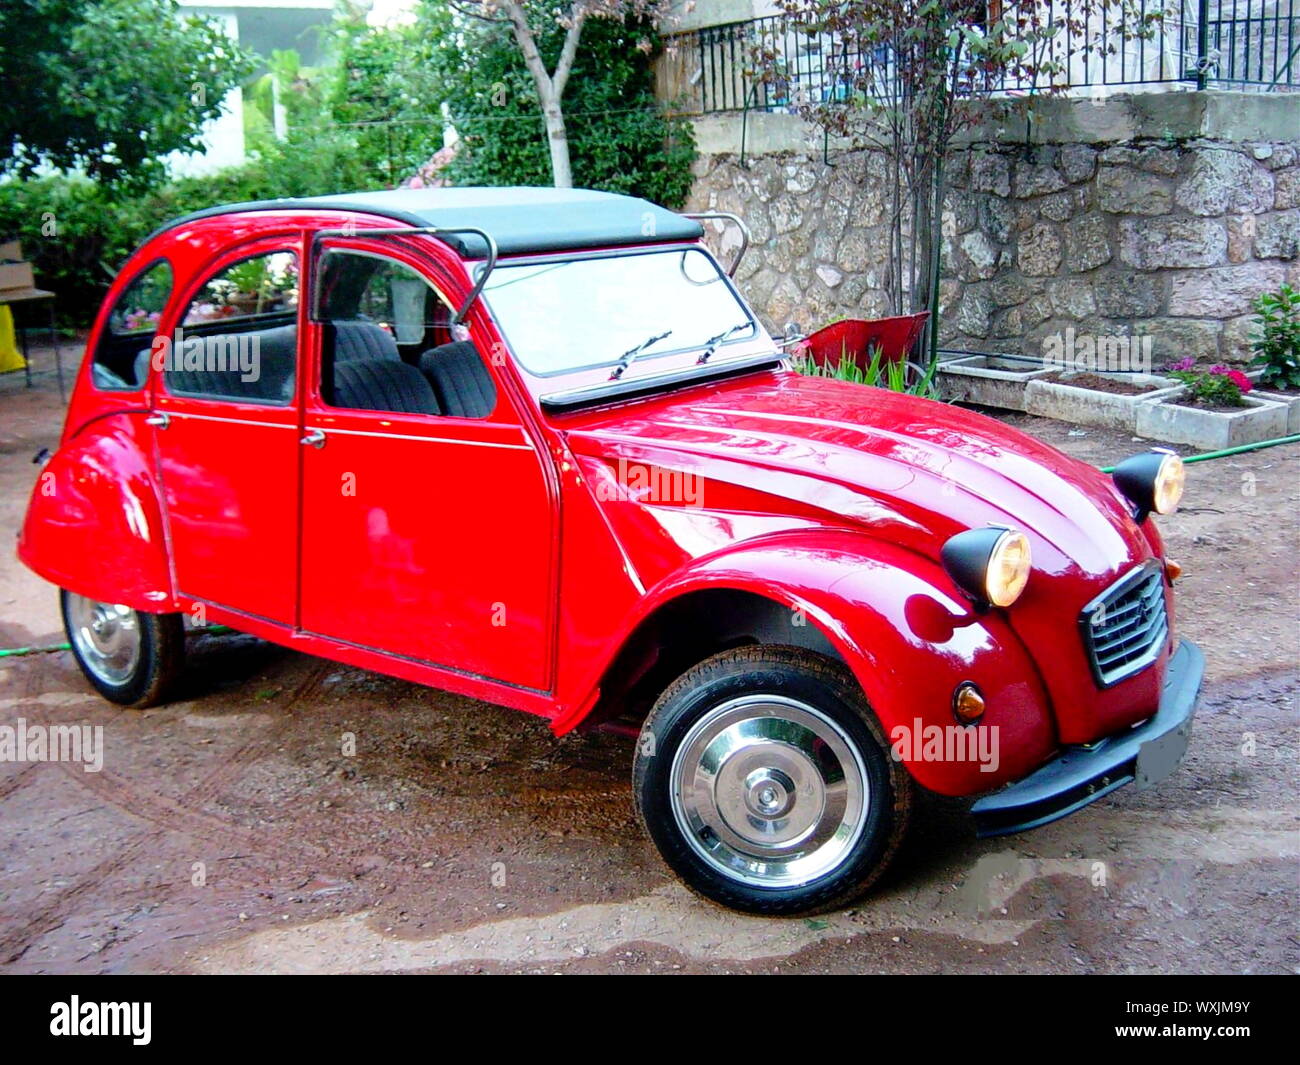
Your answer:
19;187;1201;914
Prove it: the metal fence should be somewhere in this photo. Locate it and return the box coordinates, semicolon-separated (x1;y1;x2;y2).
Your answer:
662;0;1298;115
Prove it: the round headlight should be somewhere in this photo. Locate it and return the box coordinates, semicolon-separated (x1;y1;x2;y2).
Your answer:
1152;452;1185;515
1112;450;1184;521
941;527;1032;609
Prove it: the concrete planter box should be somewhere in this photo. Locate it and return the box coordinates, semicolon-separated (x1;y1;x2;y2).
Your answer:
1135;394;1289;449
1251;390;1300;434
936;356;1052;411
1024;372;1183;432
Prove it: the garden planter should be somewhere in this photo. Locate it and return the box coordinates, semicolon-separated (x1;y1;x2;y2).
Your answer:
1250;390;1300;433
1134;394;1289;449
1025;372;1184;432
936;355;1053;411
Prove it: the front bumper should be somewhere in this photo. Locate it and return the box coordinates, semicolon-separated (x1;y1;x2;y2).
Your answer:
971;638;1203;838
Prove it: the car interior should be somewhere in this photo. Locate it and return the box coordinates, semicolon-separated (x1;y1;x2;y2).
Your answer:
91;249;498;421
317;250;497;419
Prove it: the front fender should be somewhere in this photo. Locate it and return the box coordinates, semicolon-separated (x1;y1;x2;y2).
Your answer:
18;414;176;612
566;528;1058;796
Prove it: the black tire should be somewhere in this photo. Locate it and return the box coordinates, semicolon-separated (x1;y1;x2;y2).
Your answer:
633;645;911;916
60;589;185;708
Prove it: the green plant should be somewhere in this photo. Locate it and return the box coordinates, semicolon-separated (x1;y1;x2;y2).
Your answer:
1165;359;1253;407
793;343;940;399
1250;282;1300;390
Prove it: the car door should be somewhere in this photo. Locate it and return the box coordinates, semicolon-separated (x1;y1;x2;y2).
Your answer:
297;240;554;692
151;238;303;626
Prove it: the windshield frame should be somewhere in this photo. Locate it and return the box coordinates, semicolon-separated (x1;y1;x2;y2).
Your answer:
480;243;763;380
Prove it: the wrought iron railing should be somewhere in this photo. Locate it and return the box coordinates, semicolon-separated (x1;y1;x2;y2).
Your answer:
660;1;1298;115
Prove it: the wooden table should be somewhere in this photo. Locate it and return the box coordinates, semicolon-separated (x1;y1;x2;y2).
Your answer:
0;286;63;399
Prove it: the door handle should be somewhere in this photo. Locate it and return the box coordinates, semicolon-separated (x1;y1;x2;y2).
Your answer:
146;413;169;429
300;428;326;449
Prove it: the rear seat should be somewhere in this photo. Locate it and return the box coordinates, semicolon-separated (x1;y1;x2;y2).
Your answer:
165;323;296;402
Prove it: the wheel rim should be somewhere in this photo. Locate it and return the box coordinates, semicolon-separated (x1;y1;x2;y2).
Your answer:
66;594;142;686
669;694;869;889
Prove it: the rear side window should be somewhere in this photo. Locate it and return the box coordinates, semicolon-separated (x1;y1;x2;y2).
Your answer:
92;260;172;390
165;250;299;404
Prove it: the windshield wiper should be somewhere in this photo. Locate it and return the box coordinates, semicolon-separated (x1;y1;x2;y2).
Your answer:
696;321;751;364
609;329;674;380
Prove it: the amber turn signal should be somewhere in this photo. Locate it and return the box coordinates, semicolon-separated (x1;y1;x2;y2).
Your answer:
1165;558;1183;582
953;682;986;725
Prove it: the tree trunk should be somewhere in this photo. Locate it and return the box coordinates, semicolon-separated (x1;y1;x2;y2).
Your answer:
541;97;573;188
504;1;583;189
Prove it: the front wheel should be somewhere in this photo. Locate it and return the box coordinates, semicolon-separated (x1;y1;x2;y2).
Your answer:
61;590;185;707
633;645;912;915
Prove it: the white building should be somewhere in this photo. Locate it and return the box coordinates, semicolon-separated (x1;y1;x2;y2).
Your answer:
171;0;335;176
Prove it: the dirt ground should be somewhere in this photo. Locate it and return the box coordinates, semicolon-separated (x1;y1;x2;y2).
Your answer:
1;347;1297;975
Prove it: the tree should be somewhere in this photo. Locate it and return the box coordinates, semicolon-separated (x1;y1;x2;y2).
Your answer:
445;0;659;188
442;13;695;205
0;0;252;184
763;1;1159;354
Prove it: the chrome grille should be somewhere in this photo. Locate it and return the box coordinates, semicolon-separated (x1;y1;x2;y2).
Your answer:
1080;564;1169;687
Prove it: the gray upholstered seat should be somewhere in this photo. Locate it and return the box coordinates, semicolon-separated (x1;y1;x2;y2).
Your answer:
418;342;497;419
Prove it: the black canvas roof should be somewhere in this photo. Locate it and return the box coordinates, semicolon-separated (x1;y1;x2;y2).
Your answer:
152;187;703;258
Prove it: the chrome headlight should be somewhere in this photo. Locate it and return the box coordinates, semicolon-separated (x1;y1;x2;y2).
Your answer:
941;527;1032;609
1112;450;1184;522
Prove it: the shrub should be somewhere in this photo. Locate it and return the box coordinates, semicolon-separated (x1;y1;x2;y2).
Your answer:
1250;283;1300;391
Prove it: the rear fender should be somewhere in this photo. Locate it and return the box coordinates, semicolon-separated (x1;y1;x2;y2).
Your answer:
18;414;177;612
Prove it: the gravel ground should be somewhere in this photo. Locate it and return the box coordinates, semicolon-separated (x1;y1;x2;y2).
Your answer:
1;352;1297;974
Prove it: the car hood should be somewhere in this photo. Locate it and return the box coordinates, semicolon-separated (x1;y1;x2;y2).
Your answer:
560;370;1153;583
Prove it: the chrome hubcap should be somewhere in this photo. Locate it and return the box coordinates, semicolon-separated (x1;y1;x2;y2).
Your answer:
670;695;869;888
67;594;141;686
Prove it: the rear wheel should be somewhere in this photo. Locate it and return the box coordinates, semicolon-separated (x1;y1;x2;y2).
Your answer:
61;590;184;707
633;645;911;915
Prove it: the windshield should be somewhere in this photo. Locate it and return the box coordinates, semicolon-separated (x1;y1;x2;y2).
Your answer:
482;247;758;377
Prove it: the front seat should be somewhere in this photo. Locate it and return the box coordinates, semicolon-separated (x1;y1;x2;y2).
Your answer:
332;359;441;415
418;342;497;419
332;321;400;364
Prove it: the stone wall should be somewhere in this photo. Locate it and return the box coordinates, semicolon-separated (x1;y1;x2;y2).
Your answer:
684;95;1300;365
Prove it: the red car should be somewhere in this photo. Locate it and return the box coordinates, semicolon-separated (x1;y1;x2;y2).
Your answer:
19;188;1201;914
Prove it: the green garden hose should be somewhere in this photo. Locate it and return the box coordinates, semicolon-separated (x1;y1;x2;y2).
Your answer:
1098;433;1300;473
0;624;234;658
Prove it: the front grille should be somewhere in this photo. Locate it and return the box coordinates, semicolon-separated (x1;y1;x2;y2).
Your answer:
1080;563;1169;687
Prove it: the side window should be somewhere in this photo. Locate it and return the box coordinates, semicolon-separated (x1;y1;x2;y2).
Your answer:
165;250;299;404
92;260;172;390
316;249;495;419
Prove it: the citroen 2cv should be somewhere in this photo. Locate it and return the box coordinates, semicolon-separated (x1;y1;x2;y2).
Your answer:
19;187;1202;914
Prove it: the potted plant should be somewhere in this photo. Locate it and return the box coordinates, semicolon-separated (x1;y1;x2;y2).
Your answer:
1248;283;1300;432
1136;359;1287;448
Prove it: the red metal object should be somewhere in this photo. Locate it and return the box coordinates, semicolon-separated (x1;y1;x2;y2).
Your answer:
801;312;930;372
19;203;1183;801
